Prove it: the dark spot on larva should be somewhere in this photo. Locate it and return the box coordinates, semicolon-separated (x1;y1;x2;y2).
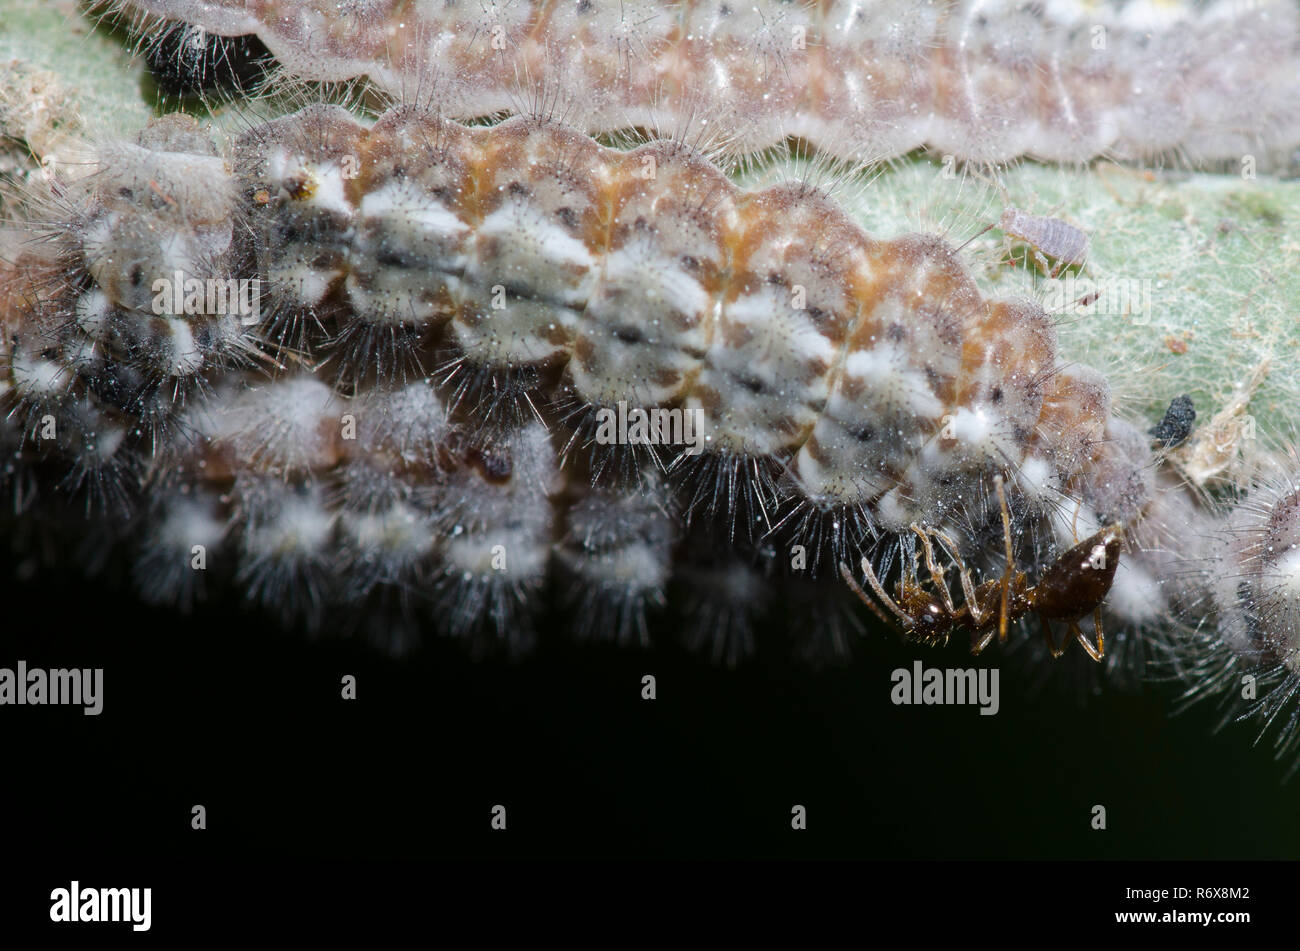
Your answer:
577;0;593;13
680;255;701;272
376;249;415;268
991;386;1003;404
118;187;134;200
392;164;406;178
466;445;513;484
507;181;530;198
556;206;579;230
129;265;144;287
807;306;828;324
719;3;732;15
737;374;766;395
612;325;644;345
886;322;907;342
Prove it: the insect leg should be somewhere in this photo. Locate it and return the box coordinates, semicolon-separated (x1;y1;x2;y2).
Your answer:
994;474;1014;644
840;559;910;631
1070;611;1106;663
1031;247;1056;277
911;524;957;614
1041;614;1063;658
930;527;984;623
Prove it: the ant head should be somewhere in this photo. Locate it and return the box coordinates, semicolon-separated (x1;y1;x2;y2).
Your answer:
907;596;953;646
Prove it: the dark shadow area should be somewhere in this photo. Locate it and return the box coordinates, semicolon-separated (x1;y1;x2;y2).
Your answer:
1;553;1295;860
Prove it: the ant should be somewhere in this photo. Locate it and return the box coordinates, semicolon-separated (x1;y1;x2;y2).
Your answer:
839;476;1124;662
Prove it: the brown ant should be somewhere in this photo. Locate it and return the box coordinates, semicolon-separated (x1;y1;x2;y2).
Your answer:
839;477;1123;662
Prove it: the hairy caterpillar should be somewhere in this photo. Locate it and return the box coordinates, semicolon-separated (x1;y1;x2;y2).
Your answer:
99;0;1300;167
0;90;1191;664
1153;442;1300;777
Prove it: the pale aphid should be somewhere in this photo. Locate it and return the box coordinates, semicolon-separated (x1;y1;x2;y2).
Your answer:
997;207;1090;275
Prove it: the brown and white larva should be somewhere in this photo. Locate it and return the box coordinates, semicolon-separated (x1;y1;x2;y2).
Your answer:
0;97;1178;660
231;104;1096;539
101;0;1300;168
1161;445;1300;776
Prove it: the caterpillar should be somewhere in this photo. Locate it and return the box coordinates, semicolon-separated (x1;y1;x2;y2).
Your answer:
6;0;1300;780
1;98;1184;654
99;0;1300;167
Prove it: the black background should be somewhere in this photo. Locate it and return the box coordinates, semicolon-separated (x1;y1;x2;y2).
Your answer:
2;555;1295;861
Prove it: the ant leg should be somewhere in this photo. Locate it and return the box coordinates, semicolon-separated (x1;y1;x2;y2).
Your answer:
1041;614;1064;658
994;475;1015;644
839;559;911;632
1094;607;1106;659
911;524;957;614
1069;611;1106;663
929;527;984;623
972;625;997;655
1049;619;1105;663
